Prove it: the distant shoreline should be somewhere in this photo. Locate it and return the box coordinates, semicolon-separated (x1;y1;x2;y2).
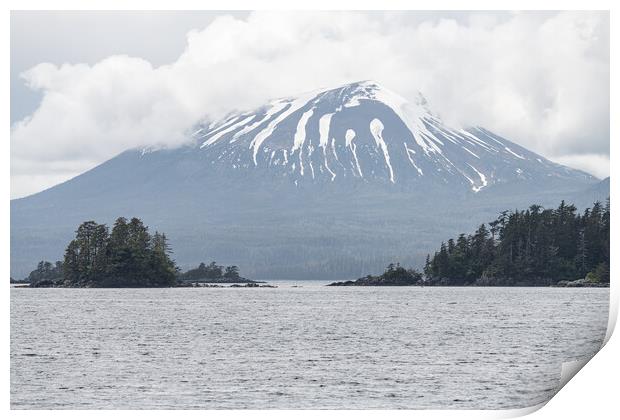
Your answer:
11;281;608;289
326;283;609;288
328;275;609;288
11;282;276;289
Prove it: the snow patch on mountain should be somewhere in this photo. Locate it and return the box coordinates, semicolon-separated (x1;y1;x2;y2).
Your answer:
293;109;314;152
370;118;394;183
201;115;255;147
468;164;489;193
319;114;333;148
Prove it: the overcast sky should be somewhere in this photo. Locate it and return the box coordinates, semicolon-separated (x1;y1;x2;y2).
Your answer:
10;10;610;199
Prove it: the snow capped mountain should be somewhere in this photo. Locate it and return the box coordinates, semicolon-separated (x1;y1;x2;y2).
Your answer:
189;80;593;192
11;81;604;280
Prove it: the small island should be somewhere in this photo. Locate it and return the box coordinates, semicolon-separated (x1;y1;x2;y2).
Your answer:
175;261;275;288
177;261;254;284
328;263;422;286
20;217;260;288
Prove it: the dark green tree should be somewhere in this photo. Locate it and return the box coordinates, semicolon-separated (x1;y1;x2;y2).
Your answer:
64;221;109;287
224;265;240;279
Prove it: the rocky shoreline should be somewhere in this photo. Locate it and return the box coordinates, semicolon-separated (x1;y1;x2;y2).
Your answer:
176;277;261;284
328;275;609;288
177;282;276;288
20;279;276;289
552;278;609;288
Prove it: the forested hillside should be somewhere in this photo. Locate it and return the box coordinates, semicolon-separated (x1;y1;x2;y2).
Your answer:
424;199;610;286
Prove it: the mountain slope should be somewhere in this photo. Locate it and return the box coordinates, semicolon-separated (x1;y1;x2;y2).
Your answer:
11;81;604;279
190;80;593;191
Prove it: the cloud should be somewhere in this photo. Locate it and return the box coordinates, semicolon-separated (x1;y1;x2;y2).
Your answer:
10;11;609;198
550;154;611;180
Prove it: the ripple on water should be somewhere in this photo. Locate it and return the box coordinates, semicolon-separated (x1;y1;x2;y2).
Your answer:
10;286;609;409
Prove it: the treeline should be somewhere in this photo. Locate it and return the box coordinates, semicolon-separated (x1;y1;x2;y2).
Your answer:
22;261;64;287
179;261;243;281
30;217;177;287
424;199;610;286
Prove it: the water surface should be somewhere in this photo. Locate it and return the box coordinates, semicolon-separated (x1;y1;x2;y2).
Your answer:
11;284;609;409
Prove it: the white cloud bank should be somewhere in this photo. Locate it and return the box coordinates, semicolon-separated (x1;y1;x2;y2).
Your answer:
11;11;609;198
550;154;611;180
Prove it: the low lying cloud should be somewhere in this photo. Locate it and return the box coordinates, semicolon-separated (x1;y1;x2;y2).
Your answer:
550;154;611;180
11;11;609;198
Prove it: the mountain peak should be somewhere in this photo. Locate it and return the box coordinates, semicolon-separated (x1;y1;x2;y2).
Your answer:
191;82;594;191
332;80;429;111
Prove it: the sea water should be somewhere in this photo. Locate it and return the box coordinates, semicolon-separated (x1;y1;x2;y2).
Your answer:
10;283;609;409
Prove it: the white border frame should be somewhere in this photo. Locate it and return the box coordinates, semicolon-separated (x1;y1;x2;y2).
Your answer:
4;2;617;419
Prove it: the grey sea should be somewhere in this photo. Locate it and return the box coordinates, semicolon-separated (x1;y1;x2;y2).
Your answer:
10;282;609;409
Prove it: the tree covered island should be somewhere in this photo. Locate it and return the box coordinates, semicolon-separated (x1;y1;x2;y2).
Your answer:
23;217;255;288
177;261;257;283
328;263;422;286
